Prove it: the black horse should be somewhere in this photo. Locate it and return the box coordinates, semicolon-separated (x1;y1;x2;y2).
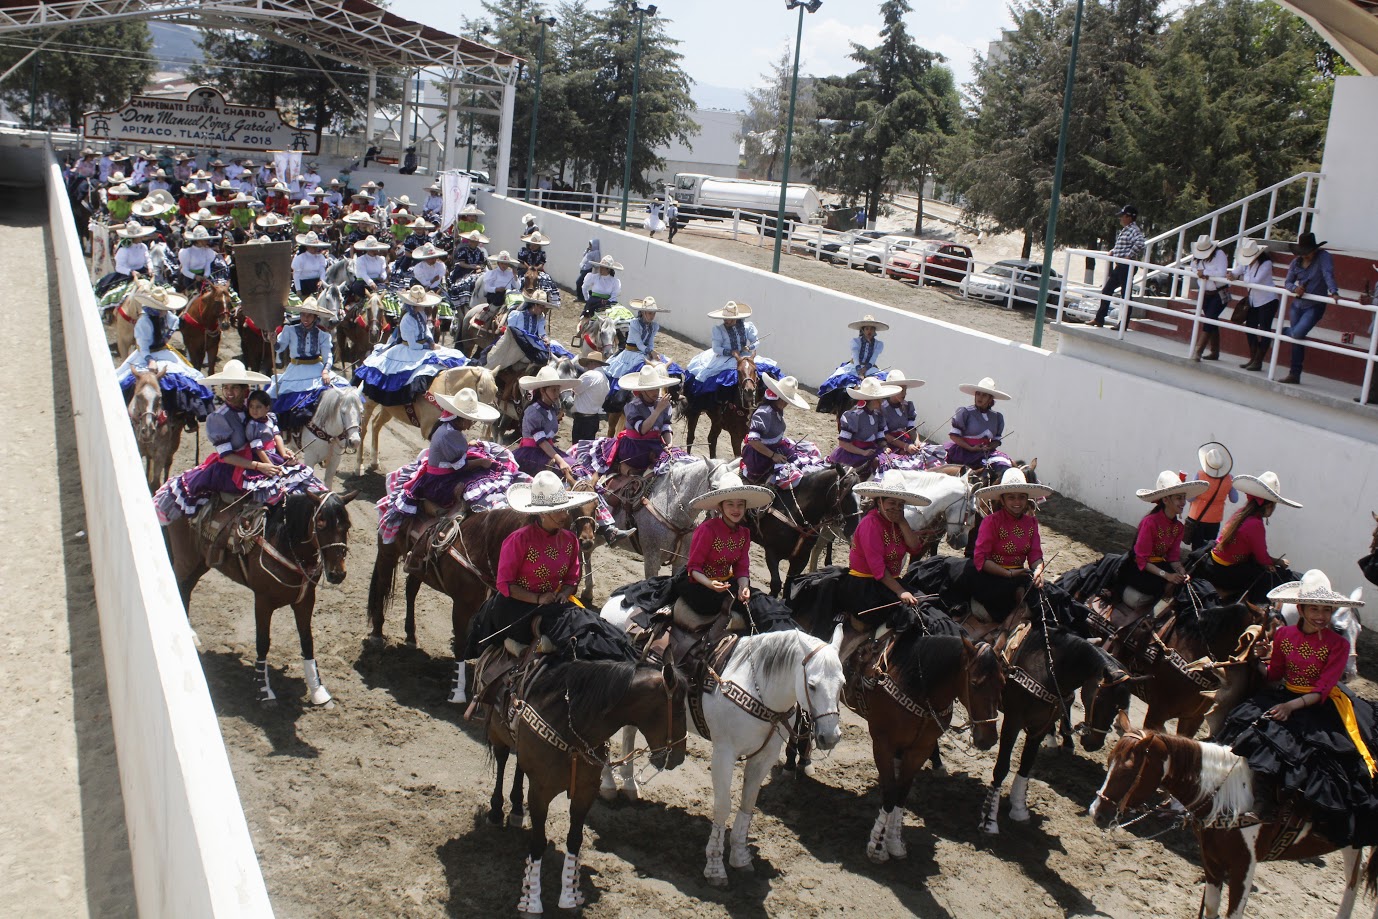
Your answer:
751;464;862;597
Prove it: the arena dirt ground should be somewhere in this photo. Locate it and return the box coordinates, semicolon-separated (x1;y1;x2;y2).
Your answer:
126;283;1377;918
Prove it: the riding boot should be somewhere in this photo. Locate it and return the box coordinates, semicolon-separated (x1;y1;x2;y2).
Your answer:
1202;329;1220;361
600;523;636;547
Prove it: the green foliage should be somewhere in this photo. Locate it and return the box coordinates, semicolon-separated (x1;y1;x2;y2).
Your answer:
0;23;155;129
740;45;818;182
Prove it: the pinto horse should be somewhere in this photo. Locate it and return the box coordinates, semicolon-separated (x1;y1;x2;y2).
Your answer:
127;367;182;490
1091;729;1378;919
750;464;862;596
684;354;759;458
167;489;358;704
179;281;234;375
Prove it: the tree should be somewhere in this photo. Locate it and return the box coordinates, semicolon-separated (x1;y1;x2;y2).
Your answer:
739;46;817;182
0;23;155;130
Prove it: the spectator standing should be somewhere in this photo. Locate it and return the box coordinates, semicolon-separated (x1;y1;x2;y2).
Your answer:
1188;235;1229;361
1225;238;1280;372
1277;231;1339;385
1093;205;1145;328
1184;441;1237;550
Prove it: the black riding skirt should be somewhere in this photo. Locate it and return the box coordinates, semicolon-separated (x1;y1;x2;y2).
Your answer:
673;568;746;620
1196;556;1272;602
1117;554;1171;600
970;568;1034;622
463;593;561;658
837;571;907;629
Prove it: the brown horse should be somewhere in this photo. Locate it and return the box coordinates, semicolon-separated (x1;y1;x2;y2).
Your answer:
337;292;384;371
232;307;275;377
168;489;358;704
356;366;499;474
180;281;235;374
684;355;759;457
489;658;686;915
1091;729;1378;919
366;507;598;703
127;367;183;490
750;465;862;596
112;289;141;360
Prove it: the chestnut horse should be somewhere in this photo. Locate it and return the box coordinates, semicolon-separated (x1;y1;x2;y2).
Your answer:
684;355;759;458
1092;729;1378;919
233;307;274;377
337;292;384;371
127;367;182;490
180;281;235;374
167;489;358;704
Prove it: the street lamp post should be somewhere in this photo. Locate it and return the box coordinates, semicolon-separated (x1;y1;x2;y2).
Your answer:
619;2;657;230
771;0;821;274
525;15;556;203
1031;0;1085;348
466;26;492;172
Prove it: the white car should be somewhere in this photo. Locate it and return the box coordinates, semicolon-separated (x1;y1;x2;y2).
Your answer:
959;258;1085;315
842;235;932;273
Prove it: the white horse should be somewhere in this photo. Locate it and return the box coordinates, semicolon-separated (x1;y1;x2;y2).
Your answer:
1281;587;1364;680
598;599;845;885
297;385;364;490
630;457;733;577
898;469;980;552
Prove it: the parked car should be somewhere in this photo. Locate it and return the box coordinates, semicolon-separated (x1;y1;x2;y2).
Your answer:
888;241;974;285
799;228;888;262
960;259;1084;312
844;235;931;273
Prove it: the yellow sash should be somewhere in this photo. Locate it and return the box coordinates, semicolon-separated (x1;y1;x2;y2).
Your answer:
1286;682;1376;777
1210;550;1233;566
847;569;874;579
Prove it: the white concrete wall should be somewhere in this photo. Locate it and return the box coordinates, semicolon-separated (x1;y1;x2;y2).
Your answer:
482;192;1378;602
45;152;275;918
1314;76;1378;255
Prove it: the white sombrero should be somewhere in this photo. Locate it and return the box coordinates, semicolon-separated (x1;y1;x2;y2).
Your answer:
397;285;441;308
689;471;774;512
975;467;1054;501
409;217;436;232
854;471;934;506
521;231;551;245
131;283;187;312
846;376;900;401
522;289;556;308
130;200;165;218
708;300;751;320
490;250;519;268
412;243;447;260
290;199;319;212
1267;569;1362;608
460;204;485;217
146;189;177;210
884;368;925;389
507;470;598;515
1136;470;1210;503
185;225;219;242
458;230;489;245
433;387;501;423
1198;441;1232;477
1234;471;1302;508
579;350;608;366
106;183;137;197
1190;234;1218;259
116;220;156;240
595;254;622;270
255;213;290;229
392;194;417;209
958;377;1011;401
342;211;377;225
201;358;271;386
630;296;669;314
617;363;680;392
1236;239;1264;266
353;235;390;252
295;231;331;248
848;314;890;332
288;296;335;319
762;374;809;410
519;365;577;392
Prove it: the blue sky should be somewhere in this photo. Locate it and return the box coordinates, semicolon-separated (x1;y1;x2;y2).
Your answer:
386;0;1016;109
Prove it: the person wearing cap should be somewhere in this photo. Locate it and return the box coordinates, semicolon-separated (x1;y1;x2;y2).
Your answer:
1225;239;1280;372
175;225;221;291
1092;205;1145;328
482;251;520;308
1184;442;1238;550
678;474;774;627
606;364;678;476
580;254;623;311
408;243;448;293
1216;569;1377;841
1119;471;1210;605
570;351;611;442
518;230;550;271
876;369;933;471
113;282;213;422
743;375;814;487
291;232;333;297
448;231;490;283
1277;231;1340;385
604;297;666;379
827;377;898;475
96;219;156;295
1187;235;1230;362
575;238;603;302
665;197;680;243
271;297;342;429
1195;471;1299;602
944;377;1010;469
970;468;1054;624
817;315;889;416
840;472;932;634
377;388;501;538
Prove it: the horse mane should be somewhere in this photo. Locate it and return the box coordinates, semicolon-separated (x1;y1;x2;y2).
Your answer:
1150;733;1254;825
890;632;965;696
267;491;319;544
315;384;358;418
533;659;642;729
1046;627;1107;675
1174;601;1252;645
739;631;804;686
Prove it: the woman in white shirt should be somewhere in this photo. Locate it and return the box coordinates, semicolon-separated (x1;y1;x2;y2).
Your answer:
348;235;390;301
409;243;448;291
1226;238;1281;372
1188;234;1230;362
291;232;333;297
97;220;156;296
482;251;520;308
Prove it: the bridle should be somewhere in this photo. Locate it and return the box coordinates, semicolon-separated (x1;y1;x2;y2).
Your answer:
250;497;349;603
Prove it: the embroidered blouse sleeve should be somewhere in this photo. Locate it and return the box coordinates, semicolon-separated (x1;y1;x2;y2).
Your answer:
973;513;998;570
496;528;528;597
1028;518;1043;566
686;522;714;578
1265;627;1288;682
1132;515;1156;570
1313;630;1350;696
560;530;581;589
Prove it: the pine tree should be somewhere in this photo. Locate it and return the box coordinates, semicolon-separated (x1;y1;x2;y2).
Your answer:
0;23;155;129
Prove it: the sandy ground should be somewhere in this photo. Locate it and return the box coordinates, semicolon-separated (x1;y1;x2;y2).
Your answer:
135;283;1378;918
1;190;135;917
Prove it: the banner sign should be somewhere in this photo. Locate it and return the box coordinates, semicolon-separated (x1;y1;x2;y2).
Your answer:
439;171;473;232
231;239;293;334
83;86;317;154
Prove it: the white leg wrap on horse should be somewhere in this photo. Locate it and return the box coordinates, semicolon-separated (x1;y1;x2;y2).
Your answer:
448;660;468;704
599;764;618;802
1201;883;1221;918
981;785;1001;835
728;811;753;869
255;661;276;703
619;758;639;801
1009;774;1031;823
302;659;331;705
866;808;890;863
557;851;584;910
704;824;728;883
517;855;543;915
884;806;907;858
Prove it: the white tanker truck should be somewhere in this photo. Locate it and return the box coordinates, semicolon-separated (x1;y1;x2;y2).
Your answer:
669;173;822;233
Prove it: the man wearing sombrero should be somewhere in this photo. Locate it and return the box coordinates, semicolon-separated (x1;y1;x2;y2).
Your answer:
1277;231;1340;385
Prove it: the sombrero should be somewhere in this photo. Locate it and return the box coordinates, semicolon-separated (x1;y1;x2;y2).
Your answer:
294;230;331;248
1234;471;1302;508
185;225;219;242
617;363;680;393
519;365;577;393
1198;442;1232;477
255;213;290;229
397;285;440;308
578;350;608;366
593;254;622;270
708;300;751;320
105;172;128;185
1235;239;1265;266
131;200;163;218
975;467;1054;501
411;243;447;260
458;230;489;245
131;283;187;312
1136;470;1210;503
846;377;900;401
433;387;500;423
507;471;598;515
308;186;329;197
854;471;934;506
391;194;417;209
1190;235;1218;259
1267;569;1362;608
762;374;809;410
629;297;669;313
848;314;890;332
490;250;519;268
409;217;436;232
342;211;377;225
521;231;551;245
460;204;485;217
353;235;391;252
522;289;556;308
958;377;1011;401
390;209;414;224
288;296;335;319
146;189;177;211
106;184;137;197
116;220;156;240
201;358;271;386
689;472;774;512
884;368;925;389
290;199;319;212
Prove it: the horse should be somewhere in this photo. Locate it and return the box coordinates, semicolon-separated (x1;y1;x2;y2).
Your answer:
366;507;598;704
491;658;686;915
595;612;845;886
751;465;862;596
112;288;141;360
166;489;358;704
684;354;760;458
336;292;384;372
296;385;364;490
356;365;499;475
980;626;1133;834
232;307;274;377
127;367;182;490
1091;729;1378;919
486;356;580;445
628;456;733;578
179;281;235;375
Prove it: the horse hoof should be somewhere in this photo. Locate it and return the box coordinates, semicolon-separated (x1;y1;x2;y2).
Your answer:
729;856;754;872
487;807;504;826
800;762;816;778
367;462;380;473
619;785;640;803
865;844;890;864
704;874;729;888
599;785;617;802
404;637;418;648
364;634;385;648
980;821;1000;836
1009;807;1030;824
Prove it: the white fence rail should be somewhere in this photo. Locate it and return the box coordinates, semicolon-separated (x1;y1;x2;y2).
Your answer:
45;149;274;918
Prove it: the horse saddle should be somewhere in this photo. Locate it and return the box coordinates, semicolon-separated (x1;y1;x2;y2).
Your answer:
472;639;546;714
192;497;266;566
402;513;465;575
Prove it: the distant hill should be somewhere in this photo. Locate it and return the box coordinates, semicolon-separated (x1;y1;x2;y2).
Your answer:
148;22;202;71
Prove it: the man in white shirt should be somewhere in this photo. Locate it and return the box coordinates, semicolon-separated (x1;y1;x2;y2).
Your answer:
571;351;611;441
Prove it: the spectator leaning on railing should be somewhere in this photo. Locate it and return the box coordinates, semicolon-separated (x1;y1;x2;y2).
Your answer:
1093;205;1146;328
1188;234;1229;362
1225;238;1280;373
1277;231;1339;385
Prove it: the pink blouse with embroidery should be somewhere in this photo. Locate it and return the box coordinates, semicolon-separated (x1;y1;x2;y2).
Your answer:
848;509;908;578
496;524;582;597
1133;509;1184;570
1213;514;1271;566
1267;624;1350;697
973;508;1043;570
687;516;751;581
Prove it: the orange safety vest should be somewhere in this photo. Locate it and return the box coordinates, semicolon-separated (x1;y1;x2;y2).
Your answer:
1188;473;1232;524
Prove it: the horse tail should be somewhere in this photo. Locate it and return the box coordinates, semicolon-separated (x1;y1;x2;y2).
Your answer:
1365;846;1378;898
367;546;399;623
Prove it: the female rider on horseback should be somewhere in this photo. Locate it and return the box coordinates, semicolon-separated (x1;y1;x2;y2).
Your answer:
874;369;944;475
604;364;677;476
683;301;783;411
945;377;1010;469
817;315;889;416
838;472;932;635
742;375;819;488
827;376;899;477
96;219;156;296
113;282;213;422
1193;471;1301;602
969;468;1055;625
272;297;343;430
1118;471;1209;605
604;296;664;379
676;473;774;629
518;230;550;271
353;285;470;406
175;225;220;292
580;254;622;313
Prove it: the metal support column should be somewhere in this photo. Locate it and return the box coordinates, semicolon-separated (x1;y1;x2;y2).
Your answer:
442;77;460;171
495;78;517;195
399;69;414;152
365;69;377;149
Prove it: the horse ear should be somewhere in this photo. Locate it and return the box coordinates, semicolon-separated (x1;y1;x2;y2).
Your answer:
338;489;360;506
661;660;676;687
1027;457;1038;470
1114;710;1132;735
